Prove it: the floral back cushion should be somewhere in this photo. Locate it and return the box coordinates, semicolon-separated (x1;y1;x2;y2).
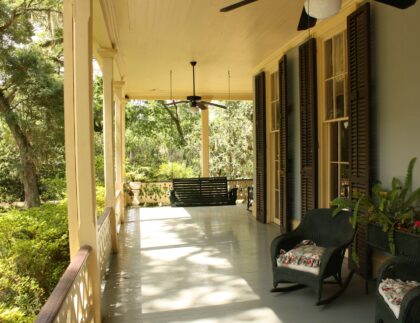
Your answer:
276;240;325;269
379;278;420;318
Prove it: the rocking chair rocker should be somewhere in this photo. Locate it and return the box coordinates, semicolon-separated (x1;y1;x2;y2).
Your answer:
270;208;355;305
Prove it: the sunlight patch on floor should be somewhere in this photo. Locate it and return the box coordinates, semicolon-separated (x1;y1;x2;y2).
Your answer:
137;207;260;314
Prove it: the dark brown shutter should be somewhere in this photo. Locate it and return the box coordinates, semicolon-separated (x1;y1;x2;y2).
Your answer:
278;56;290;232
347;3;371;276
254;72;267;223
299;38;318;217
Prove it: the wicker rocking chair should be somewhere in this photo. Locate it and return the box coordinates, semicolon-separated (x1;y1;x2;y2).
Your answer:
270;208;355;305
375;257;420;323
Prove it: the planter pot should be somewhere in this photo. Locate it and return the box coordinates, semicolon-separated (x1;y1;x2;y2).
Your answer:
368;223;420;258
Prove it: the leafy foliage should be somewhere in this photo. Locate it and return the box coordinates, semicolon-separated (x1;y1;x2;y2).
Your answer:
156;162;195;179
125;100;253;181
0;202;69;319
125;100;201;179
0;0;64;206
332;158;420;258
209;101;253;178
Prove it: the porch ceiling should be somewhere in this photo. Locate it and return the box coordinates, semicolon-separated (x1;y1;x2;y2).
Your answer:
95;0;304;100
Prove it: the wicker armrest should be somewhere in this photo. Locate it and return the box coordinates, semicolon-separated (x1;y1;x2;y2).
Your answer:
318;245;346;276
399;286;420;322
378;257;420;282
270;231;302;266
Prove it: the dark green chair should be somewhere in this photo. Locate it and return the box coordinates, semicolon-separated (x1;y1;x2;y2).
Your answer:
375;257;420;323
270;208;355;305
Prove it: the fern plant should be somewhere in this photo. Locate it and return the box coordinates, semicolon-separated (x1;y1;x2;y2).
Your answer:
331;158;420;261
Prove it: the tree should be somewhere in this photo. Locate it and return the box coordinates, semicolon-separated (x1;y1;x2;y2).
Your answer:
0;0;63;207
125;100;201;179
209;101;253;178
124;100;253;181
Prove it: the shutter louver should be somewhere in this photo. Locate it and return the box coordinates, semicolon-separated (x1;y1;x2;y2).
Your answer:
299;38;318;217
254;72;267;223
347;3;371;277
278;56;290;232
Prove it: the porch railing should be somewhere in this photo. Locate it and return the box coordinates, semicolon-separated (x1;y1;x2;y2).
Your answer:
115;189;123;228
97;207;113;279
36;206;117;322
35;246;94;323
128;178;253;206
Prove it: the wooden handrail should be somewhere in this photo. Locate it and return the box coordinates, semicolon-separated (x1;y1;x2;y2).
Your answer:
35;245;92;323
127;178;253;184
97;207;112;228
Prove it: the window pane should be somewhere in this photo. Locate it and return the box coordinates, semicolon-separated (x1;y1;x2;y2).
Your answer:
335;76;345;118
325;39;333;79
326;79;334;120
340;121;349;162
330;163;339;200
340;164;350;199
330;123;338;162
334;33;344;75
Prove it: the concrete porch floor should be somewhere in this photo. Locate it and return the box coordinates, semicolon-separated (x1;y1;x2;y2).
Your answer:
102;205;375;323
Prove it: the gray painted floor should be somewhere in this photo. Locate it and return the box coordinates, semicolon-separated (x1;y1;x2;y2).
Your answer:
102;205;375;323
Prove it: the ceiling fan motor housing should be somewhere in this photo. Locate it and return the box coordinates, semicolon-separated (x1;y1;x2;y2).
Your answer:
187;95;202;101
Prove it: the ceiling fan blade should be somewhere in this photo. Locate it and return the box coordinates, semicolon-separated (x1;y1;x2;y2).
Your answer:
201;101;227;109
374;0;416;9
197;102;208;110
297;7;317;31
165;100;189;106
220;0;258;12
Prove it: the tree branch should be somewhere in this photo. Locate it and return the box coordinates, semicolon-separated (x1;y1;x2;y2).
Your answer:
162;104;186;145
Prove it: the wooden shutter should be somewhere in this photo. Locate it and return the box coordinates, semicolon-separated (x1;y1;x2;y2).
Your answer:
299;38;318;217
254;72;267;223
278;56;290;232
347;3;371;276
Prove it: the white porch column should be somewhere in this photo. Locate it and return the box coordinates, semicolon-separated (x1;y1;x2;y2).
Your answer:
201;109;210;177
99;48;117;210
64;0;101;320
114;81;126;223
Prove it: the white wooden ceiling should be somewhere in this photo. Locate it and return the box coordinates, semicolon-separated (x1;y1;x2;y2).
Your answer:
95;0;306;100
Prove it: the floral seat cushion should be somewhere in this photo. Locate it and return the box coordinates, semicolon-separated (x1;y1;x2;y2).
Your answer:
276;240;326;275
379;278;420;319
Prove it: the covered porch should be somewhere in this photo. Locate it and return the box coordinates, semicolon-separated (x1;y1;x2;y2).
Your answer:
101;206;374;322
35;0;420;322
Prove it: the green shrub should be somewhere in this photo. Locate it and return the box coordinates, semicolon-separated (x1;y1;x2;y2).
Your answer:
0;306;34;323
39;176;67;201
156;162;195;179
96;185;105;216
0;202;69;318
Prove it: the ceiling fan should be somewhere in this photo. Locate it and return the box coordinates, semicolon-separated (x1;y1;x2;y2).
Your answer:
165;61;227;110
220;0;417;31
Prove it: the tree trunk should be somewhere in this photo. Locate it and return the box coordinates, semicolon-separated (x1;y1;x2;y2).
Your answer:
0;90;41;207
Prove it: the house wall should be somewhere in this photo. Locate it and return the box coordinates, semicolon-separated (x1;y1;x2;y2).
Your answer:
370;1;420;187
256;1;420;224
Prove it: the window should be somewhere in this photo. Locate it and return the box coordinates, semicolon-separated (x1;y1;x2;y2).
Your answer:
270;71;280;224
324;31;350;201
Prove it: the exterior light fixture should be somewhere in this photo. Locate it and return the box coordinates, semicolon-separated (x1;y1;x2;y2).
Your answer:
304;0;342;19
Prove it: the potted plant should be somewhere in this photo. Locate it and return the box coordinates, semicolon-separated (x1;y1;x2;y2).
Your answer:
331;158;420;262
